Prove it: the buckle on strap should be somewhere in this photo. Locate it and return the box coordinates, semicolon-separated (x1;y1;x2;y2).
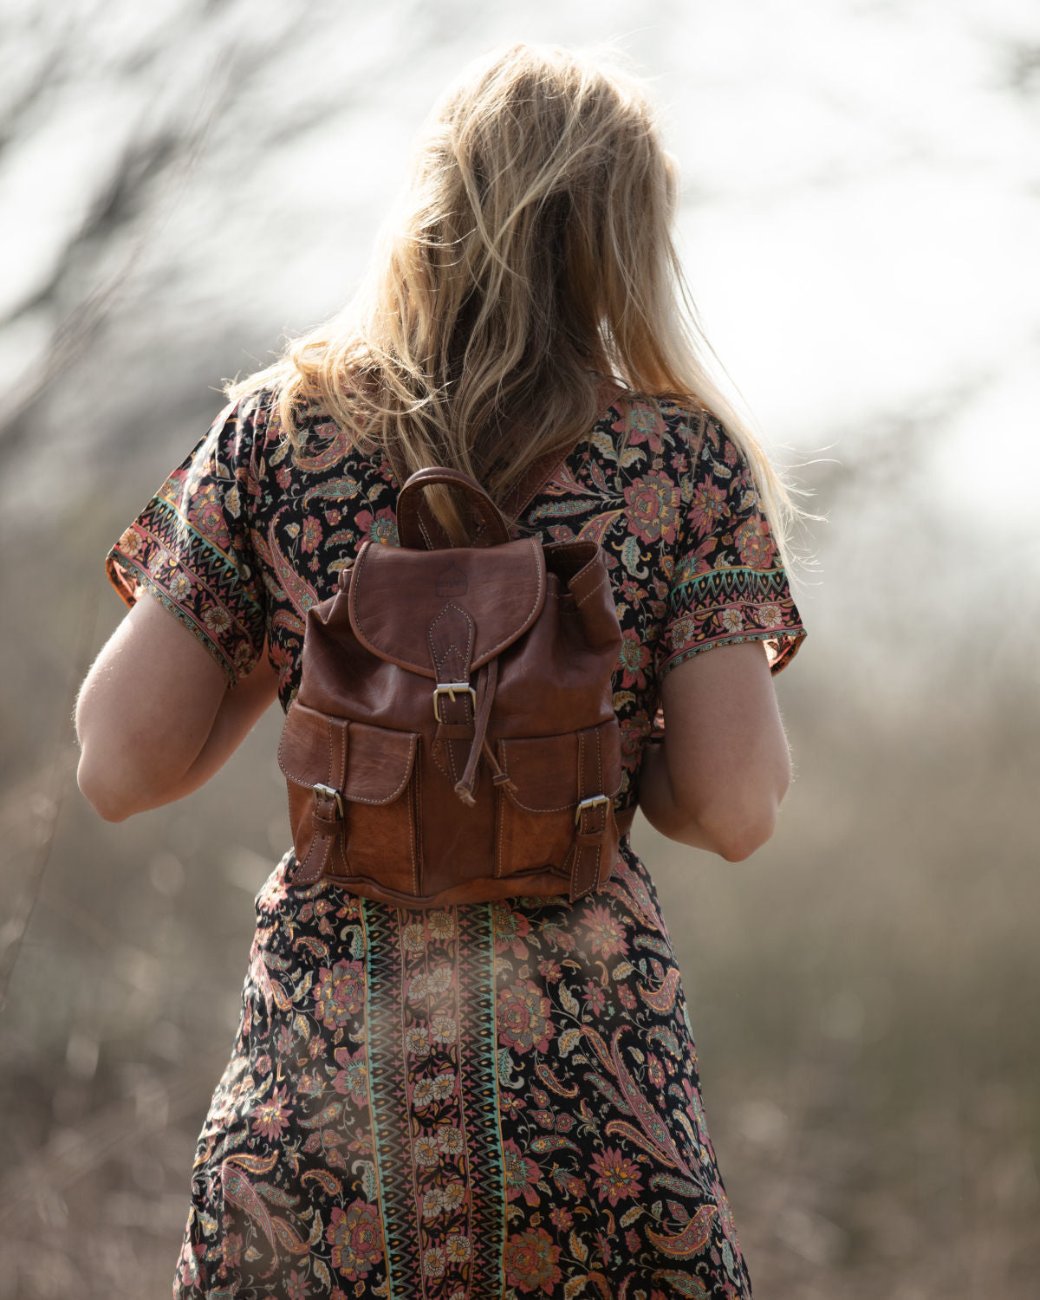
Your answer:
575;794;611;825
313;783;345;819
432;681;476;723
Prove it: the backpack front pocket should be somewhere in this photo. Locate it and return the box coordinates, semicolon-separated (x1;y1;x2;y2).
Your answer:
278;703;419;892
494;721;621;883
340;720;419;894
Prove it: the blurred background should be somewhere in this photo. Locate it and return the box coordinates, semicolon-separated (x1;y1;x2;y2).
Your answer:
1;0;1037;1296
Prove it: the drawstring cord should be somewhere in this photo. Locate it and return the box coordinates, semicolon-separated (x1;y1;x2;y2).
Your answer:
453;658;517;805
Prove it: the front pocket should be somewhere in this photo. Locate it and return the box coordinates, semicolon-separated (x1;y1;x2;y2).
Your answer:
494;721;622;881
340;720;419;894
278;703;419;892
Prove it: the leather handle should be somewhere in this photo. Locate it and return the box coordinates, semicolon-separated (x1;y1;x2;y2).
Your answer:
397;466;511;550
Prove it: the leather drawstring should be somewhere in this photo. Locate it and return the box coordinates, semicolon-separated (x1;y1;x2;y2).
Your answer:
454;657;513;804
481;736;517;796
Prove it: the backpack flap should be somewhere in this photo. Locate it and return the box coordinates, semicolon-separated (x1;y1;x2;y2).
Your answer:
346;535;547;675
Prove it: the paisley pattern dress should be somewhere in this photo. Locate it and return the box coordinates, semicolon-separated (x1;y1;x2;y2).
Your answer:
105;385;806;1300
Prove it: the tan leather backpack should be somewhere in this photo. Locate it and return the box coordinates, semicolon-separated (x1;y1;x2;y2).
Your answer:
276;465;632;907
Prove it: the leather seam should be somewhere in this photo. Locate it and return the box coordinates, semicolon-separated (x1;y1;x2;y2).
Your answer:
345;734;418;804
410;754;420;894
496;780;509;883
575;573;610;609
428;601;475;679
593;727;604;887
478;538;545;663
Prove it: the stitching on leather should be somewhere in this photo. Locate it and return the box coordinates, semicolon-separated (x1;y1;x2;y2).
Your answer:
347;540;374;645
481;539;545;661
593;728;604;885
277;707;319;787
354;542;540;670
428;603;474;784
286;784;308;883
445;731;459;784
496;743;508;877
410;752;420;894
571;731;587;896
334;721;347;789
428;601;475;676
317;719;333;871
346;732;418;804
575;573;610;609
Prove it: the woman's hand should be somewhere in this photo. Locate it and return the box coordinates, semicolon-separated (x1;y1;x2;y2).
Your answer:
637;640;792;860
74;593;279;821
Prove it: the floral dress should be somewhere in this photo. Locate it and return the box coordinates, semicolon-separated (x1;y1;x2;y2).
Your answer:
105;384;806;1300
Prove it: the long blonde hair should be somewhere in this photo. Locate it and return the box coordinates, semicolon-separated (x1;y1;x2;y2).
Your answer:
226;42;801;560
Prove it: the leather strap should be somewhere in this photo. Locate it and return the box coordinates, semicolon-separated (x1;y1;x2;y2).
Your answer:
398;467;511;550
294;723;349;885
390;377;627;549
427;602;476;786
569;726;614;901
498;379;628;522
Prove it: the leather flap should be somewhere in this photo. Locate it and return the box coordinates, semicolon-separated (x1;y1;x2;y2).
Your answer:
344;720;418;805
348;536;546;677
278;703;417;804
497;725;622;813
278;702;348;788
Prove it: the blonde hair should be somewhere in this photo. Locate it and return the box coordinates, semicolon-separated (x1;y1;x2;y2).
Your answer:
227;42;802;561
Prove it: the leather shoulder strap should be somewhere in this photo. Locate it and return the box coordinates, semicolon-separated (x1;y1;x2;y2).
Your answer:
499;379;629;523
397;467;511;550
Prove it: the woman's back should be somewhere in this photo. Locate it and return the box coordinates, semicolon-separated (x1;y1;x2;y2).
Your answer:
110;383;801;792
104;381;804;1297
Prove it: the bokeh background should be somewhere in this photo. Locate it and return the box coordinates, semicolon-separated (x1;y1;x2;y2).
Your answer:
2;1;1038;1296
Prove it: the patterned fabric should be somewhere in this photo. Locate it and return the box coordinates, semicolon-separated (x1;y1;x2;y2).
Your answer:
106;386;806;1298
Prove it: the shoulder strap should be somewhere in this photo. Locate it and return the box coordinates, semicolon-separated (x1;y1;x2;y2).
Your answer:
391;379;629;545
397;467;511;550
498;378;628;523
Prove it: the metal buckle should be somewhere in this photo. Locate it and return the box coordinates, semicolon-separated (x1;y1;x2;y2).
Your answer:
575;794;611;825
313;783;345;819
432;682;477;722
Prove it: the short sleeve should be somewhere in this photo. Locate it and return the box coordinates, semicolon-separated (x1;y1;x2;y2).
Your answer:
656;415;807;682
104;393;269;689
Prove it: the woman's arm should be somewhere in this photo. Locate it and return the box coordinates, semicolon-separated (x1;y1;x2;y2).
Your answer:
637;639;792;860
75;594;279;821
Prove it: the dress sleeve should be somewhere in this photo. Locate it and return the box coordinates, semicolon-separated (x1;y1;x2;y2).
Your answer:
104;393;269;689
656;414;807;683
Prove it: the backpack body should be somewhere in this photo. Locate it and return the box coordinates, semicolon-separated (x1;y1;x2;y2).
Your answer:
276;466;629;906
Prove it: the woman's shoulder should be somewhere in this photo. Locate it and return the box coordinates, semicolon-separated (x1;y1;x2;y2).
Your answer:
598;387;724;474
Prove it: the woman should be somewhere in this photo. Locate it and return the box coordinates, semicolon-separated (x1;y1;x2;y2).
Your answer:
76;43;806;1299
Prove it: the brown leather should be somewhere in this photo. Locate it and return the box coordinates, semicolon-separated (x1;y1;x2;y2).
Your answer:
397;466;513;549
277;464;630;906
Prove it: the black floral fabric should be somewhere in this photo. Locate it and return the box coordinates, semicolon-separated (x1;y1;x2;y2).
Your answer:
106;386;806;1298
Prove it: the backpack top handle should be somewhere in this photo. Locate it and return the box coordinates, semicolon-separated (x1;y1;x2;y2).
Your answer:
396;466;512;550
